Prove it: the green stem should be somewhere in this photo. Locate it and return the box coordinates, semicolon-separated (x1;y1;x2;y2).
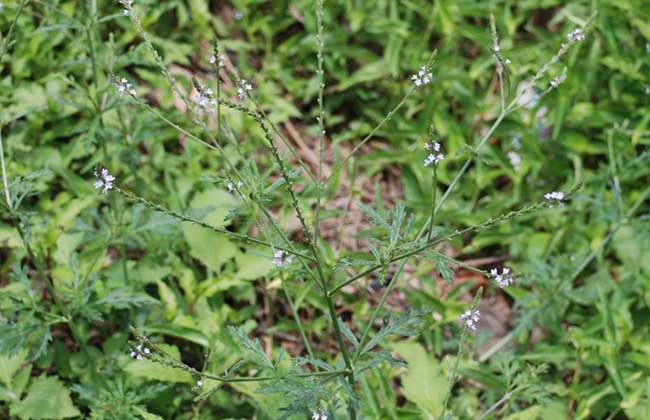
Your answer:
439;288;482;419
330;201;547;294
324;296;357;419
352;268;389;363
427;164;438;242
313;0;326;252
117;188;314;262
326;88;414;184
0;129;12;208
476;390;513;420
282;279;315;360
0;0;30;61
479;183;650;362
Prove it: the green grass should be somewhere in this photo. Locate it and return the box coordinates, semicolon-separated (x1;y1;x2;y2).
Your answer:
1;0;650;419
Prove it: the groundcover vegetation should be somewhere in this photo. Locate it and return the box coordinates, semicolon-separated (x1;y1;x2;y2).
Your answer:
1;0;650;419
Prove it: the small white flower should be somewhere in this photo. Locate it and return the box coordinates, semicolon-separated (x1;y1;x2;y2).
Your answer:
550;76;563;88
273;250;293;268
196;86;217;108
504;58;511;65
544;191;566;207
567;28;585;43
645;85;650;96
411;65;433;87
516;82;540;109
129;344;150;360
94;168;116;194
226;181;243;193
550;67;568;89
490;267;514;288
197;379;204;388
424;141;441;152
312;409;328;420
544;191;565;201
234;10;243;20
209;54;225;68
218;54;225;67
461;308;480;331
507;151;521;170
493;44;501;53
115;77;136;97
424;153;444;167
237;79;253;100
119;0;133;15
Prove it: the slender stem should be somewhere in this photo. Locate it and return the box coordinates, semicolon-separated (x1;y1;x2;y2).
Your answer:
134;98;221;152
14;220;97;376
326;88;414;184
313;0;326;251
324;296;357;420
427;164;438;241
117;188;314;262
198;368;348;383
476;390;513;420
0;0;30;60
479;183;650;362
0;129;12;208
282;279;315;360
330;201;546;294
139;330;346;383
439;332;467;419
352;267;390;363
439;289;482;419
247;96;318;184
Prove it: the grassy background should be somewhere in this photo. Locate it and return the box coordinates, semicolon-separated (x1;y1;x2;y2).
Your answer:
1;0;650;418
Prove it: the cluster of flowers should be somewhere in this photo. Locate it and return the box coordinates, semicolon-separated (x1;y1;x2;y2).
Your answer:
490;267;514;288
423;141;444;166
461;309;481;331
196;84;217;108
129;344;151;360
115;78;136;97
544;191;565;207
237;79;253;100
567;28;585;43
118;0;133;15
273;250;293;268
312;409;328;420
411;65;433;87
209;54;226;68
94;168;115;194
227;181;244;193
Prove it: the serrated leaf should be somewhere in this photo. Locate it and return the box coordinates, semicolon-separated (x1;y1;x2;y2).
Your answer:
227;326;274;369
123;344;193;384
338;317;359;348
436;258;455;285
10;375;80;419
392;342;446;417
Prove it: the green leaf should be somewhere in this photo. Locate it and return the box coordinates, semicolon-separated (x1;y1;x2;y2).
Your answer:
502;405;543;420
234;251;274;281
392;341;446;417
183;222;237;272
182;188;239;271
227;326;274;370
10;375;80;419
123;344;193;384
144;324;209;347
0;350;27;388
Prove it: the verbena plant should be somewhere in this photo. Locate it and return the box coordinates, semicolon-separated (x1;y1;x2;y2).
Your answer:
2;1;650;419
